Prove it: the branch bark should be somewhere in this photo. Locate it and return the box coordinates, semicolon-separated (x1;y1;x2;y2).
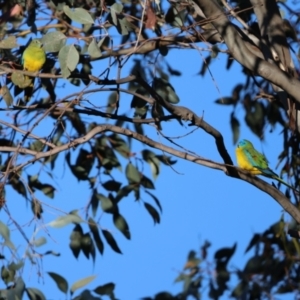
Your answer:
193;0;300;105
3;124;299;222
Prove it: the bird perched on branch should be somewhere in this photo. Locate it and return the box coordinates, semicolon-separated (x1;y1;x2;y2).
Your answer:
22;39;46;101
236;139;296;190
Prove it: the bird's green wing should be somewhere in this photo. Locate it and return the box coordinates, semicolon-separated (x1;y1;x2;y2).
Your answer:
243;145;269;169
241;140;298;192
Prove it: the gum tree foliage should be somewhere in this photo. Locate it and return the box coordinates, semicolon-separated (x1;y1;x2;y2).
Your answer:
0;0;299;299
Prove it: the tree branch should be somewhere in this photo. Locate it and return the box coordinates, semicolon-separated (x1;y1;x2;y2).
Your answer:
193;0;300;105
3;124;299;222
135;75;235;173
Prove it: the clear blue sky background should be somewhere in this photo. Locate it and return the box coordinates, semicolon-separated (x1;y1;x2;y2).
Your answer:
1;3;295;299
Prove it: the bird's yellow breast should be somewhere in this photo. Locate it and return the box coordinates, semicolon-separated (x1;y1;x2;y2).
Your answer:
235;147;262;175
24;56;45;72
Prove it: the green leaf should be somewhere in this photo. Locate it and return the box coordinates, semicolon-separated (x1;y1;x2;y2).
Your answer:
125;163;140;184
174;273;189;283
70;275;97;295
230;113;240;145
215;97;236;105
0;221;10;241
131;88;149;119
115;185;133;203
144;202;160;224
98;36;110;50
110;3;123;26
73;289;101;300
75;149;94;175
80;62;92;85
63;5;94;24
159;46;168;56
174;15;184;27
99;194;117;213
32;237;47;247
68;74;81;86
1;266;15;284
8;261;24;271
145;190;162;213
11;71;31;88
48;213;82;228
245;233;261;253
58;44;80;78
231;281;247;298
108;134;131;158
140;175;155;189
211;45;219;58
232;84;243;102
88;39;102;58
94;282;115;296
0;139;13;147
102;180;122;192
106;92;118;114
245;101;265;138
142;150;160;179
0;36;18;49
152;77;179;104
28;175;55;198
243;255;263;274
89;190;99;217
81;233;94;260
44;251;60;257
102;229;122;254
29;140;45;152
165;5;185;27
134;123;144;135
26;287;46;300
214;243;237;262
47;272;68;294
167;63;182;76
113;213;130;240
117;18;129;35
88;218;104;255
156;155;177;165
0;221;15;251
42;31;66;52
185;250;201;268
0;86;13;107
41;185;55;198
70;224;83;259
7;277;25;299
31;199;43;219
9;178;27;199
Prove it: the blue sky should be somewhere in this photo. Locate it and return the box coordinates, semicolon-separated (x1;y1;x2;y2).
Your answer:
1;5;295;300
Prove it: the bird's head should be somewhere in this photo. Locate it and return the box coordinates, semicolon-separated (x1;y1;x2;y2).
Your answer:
237;139;253;148
30;39;43;48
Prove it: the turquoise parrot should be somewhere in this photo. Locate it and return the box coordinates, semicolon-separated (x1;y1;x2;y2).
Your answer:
22;39;46;101
236;139;295;190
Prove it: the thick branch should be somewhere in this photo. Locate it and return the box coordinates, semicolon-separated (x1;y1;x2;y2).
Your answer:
91;34;222;60
250;0;292;70
193;0;300;104
135;75;235;173
3;124;299;222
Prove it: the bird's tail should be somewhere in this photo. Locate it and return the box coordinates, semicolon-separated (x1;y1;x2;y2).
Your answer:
24;77;34;102
259;167;298;192
272;175;298;192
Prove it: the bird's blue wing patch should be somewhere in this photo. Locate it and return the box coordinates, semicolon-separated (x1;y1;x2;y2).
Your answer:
243;148;258;167
256;167;278;177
